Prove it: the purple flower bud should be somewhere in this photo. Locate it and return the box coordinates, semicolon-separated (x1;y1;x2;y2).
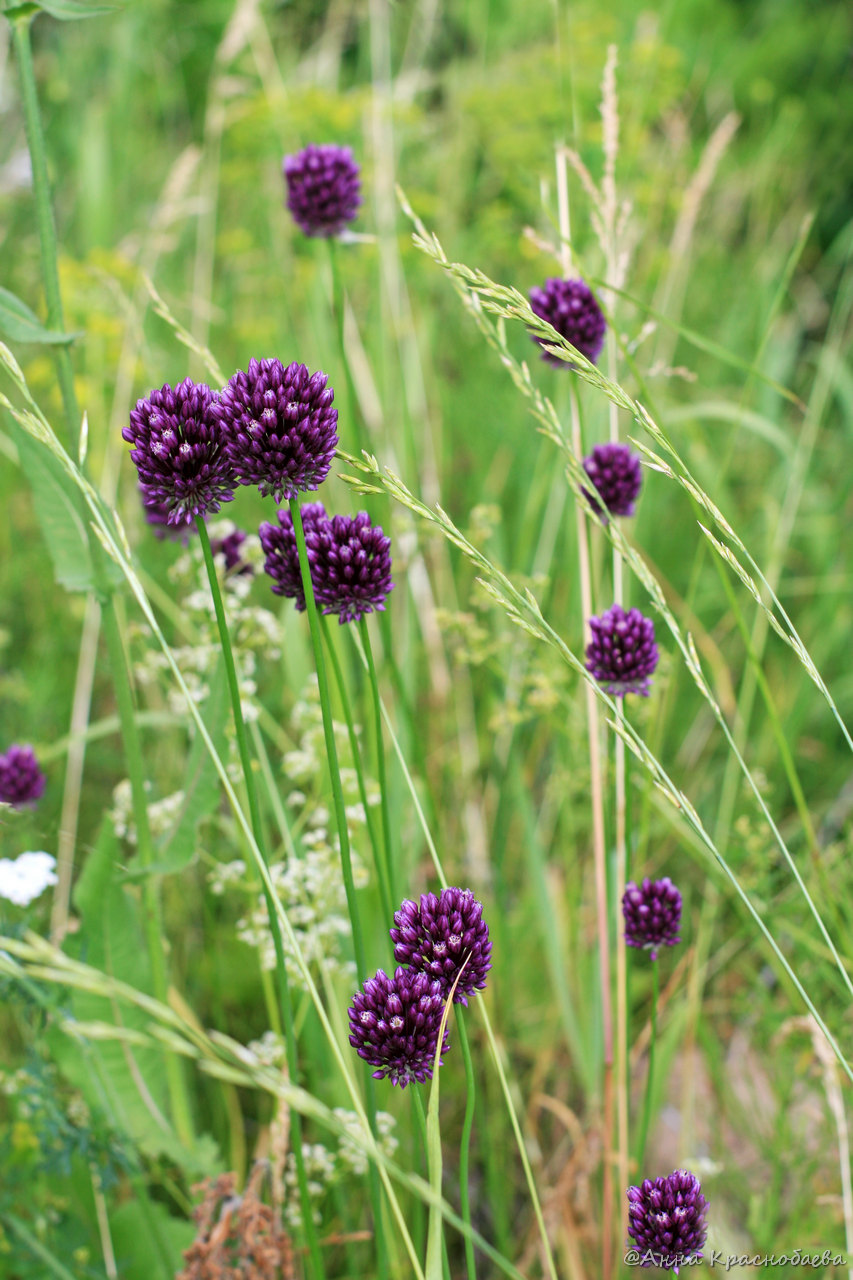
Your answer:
283;143;362;238
348;967;449;1088
623;878;682;960
627;1169;709;1271
0;744;46;808
123;379;234;526
586;603;659;697
259;502;393;625
212;358;338;503
529;277;606;368
211;527;253;577
390;888;491;1006
582;443;643;519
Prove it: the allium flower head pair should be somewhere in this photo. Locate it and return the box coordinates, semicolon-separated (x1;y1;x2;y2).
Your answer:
126;359;338;526
348;888;491;1088
260;503;393;625
627;1169;708;1272
0;744;46;808
283;143;361;238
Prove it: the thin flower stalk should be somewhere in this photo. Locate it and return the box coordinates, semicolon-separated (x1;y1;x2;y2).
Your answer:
195;517;325;1280
287;497;389;1279
455;1008;478;1280
328;237;368;455
634;958;659;1173
359;615;397;908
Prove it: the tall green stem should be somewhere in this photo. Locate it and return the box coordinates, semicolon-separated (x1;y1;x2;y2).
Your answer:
455;1009;478;1280
360;616;397;908
195;519;324;1280
635;960;659;1173
328;237;366;455
287;498;389;1279
11;14;79;450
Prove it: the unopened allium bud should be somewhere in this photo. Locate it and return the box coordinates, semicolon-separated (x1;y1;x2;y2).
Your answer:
582;443;643;519
283;143;362;238
622;878;682;960
212;358;338;503
586;603;659;697
390;888;491;1006
627;1169;709;1271
348;967;449;1088
529;277;606;367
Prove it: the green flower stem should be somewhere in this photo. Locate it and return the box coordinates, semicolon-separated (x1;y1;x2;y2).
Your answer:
11;14;79;451
455;1008;478;1280
634;959;659;1174
328;237;366;455
195;518;324;1280
321;614;393;923
288;497;389;1280
360;616;398;909
412;1090;452;1280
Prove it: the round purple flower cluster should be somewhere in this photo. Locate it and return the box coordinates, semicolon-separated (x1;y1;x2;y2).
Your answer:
124;379;233;528
0;744;46;808
623;878;682;960
211;527;253;577
582;442;643;520
259;502;393;625
627;1170;709;1270
283;143;362;238
390;888;492;1007
529;277;607;368
586;603;659;697
348;966;449;1088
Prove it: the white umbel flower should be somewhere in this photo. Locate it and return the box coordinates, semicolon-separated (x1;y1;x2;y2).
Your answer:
0;851;57;906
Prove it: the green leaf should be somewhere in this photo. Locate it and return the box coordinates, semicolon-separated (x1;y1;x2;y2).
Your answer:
11;424;95;592
109;1196;193;1280
37;0;115;18
0;287;76;345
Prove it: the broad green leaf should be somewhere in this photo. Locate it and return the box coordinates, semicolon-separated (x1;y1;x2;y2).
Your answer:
0;287;76;345
109;1196;193;1280
12;424;95;592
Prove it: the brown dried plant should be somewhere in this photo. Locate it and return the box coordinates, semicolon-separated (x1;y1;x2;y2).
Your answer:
177;1163;295;1280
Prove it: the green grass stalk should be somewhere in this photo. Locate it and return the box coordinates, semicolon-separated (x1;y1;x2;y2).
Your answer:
195;517;324;1280
359;616;398;909
455;1008;478;1280
634;959;659;1174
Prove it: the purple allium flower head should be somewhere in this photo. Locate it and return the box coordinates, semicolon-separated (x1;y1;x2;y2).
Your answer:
0;744;46;809
212;358;338;503
348;966;450;1088
124;379;233;527
211;527;253;577
586;603;659;697
529;277;607;368
259;502;393;624
582;443;643;519
283;143;362;238
627;1170;709;1272
390;888;491;1006
623;878;682;960
139;484;196;544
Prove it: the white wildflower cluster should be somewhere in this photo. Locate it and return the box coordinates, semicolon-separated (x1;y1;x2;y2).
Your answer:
245;1030;287;1067
110;779;186;845
0;851;57;906
207;858;247;895
133;524;282;719
283;1109;398;1229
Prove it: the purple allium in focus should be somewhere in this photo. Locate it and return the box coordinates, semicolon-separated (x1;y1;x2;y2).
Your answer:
0;745;46;808
627;1170;709;1272
390;888;492;1006
582;443;643;519
586;603;659;697
529;277;607;368
124;379;234;527
259;502;393;624
283;143;362;238
212;358;338;503
211;527;253;577
623;878;682;960
348;966;450;1088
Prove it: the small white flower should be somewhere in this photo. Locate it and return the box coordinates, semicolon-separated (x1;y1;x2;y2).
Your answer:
0;852;58;906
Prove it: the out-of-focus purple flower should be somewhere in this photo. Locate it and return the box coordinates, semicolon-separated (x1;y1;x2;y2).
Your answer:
124;379;233;527
212;358;338;503
627;1170;709;1272
283;143;362;237
139;484;196;544
623;878;682;960
0;744;46;808
259;503;393;624
582;443;643;519
390;888;491;1006
586;603;659;697
211;527;253;577
529;277;606;368
348;967;449;1088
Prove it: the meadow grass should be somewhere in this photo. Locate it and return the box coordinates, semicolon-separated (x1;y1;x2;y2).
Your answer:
1;0;852;1277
